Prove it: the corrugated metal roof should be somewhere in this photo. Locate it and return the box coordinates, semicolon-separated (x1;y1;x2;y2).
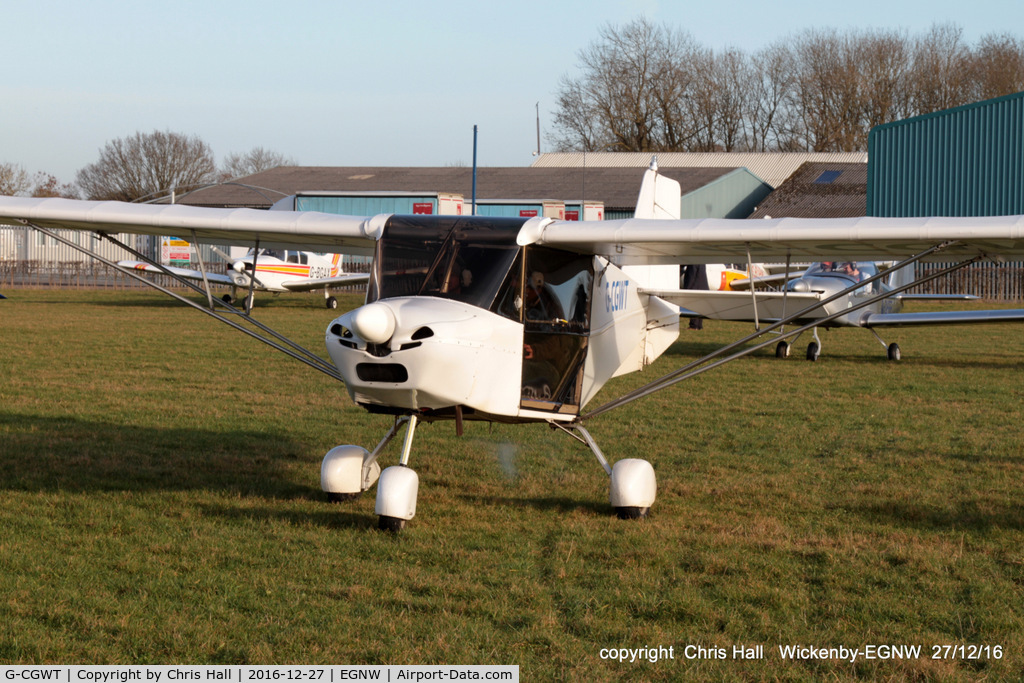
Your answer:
748;162;867;218
178;166;737;212
531;152;868;189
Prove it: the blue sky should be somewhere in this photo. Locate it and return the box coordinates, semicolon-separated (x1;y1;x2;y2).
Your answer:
4;0;1021;184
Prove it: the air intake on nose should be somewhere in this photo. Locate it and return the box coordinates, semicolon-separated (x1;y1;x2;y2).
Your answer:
356;363;409;383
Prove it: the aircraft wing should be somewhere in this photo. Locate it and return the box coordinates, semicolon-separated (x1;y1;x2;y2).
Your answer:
117;260;236;286
642;289;823;322
859;308;1024;327
519;215;1024;264
280;273;371;292
0;196;386;256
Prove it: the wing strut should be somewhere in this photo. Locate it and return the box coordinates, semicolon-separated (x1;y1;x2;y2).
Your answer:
190;229;215;310
581;242;979;421
27;225;345;382
745;243;760;330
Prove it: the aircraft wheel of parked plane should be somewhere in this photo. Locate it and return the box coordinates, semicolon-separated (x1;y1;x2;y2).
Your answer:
221;293;235;305
807;341;821;361
775;341;791;359
887;342;902;361
326;295;338;310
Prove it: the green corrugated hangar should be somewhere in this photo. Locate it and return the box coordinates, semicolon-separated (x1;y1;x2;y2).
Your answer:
868;91;1024;217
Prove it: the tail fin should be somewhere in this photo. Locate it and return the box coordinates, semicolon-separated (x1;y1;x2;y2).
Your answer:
633;157;681;220
623;157;682;289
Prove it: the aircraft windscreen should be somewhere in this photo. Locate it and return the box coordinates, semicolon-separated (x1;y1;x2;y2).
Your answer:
805;261;877;282
368;216;523;310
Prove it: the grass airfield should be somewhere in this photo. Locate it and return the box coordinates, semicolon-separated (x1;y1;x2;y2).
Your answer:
1;288;1022;679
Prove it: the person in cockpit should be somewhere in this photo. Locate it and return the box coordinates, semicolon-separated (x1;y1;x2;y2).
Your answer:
525;270;565;321
839;262;863;280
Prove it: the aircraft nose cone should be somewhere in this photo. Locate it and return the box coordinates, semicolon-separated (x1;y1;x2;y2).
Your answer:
791;279;810;292
351;303;396;343
232;261;245;273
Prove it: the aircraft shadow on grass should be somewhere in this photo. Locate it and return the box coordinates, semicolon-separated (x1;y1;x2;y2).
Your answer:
843;500;1024;532
0;411;314;499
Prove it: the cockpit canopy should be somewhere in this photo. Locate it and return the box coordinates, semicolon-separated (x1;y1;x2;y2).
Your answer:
245;248;309;264
366;215;593;326
804;260;878;282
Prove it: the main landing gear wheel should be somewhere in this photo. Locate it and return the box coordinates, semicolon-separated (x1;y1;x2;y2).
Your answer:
378;516;407;532
806;341;820;361
775;341;791;359
326;491;361;503
887;342;901;361
610;459;656;520
221;293;235;305
326;296;338;310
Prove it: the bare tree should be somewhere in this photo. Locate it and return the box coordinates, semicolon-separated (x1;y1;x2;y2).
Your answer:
972;32;1024;101
76;130;216;202
552;20;1024;155
0;162;30;196
747;42;801;152
30;172;79;198
551;18;698;152
710;48;751;151
220;147;296;181
909;24;975;115
859;29;913;131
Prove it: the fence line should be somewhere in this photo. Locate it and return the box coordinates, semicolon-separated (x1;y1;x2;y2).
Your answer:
913;262;1024;301
2;259;1022;301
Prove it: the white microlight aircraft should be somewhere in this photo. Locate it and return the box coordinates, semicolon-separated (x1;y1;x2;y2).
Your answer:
119;247;368;310
2;169;1024;530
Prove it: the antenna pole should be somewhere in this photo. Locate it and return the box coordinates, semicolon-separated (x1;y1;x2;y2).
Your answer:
471;125;478;215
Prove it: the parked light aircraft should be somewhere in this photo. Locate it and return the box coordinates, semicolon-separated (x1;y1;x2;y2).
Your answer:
119;248;369;310
652;258;1020;361
2;168;1024;530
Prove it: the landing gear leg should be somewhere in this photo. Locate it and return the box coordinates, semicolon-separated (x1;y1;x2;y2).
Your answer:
375;415;420;532
806;328;822;361
869;328;901;361
556;423;656;519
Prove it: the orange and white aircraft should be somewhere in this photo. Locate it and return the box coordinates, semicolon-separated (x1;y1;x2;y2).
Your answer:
119;248;368;309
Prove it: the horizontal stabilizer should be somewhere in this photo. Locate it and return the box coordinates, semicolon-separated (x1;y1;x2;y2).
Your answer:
117;260;235;286
894;293;980;301
860;308;1024;328
642;288;822;322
